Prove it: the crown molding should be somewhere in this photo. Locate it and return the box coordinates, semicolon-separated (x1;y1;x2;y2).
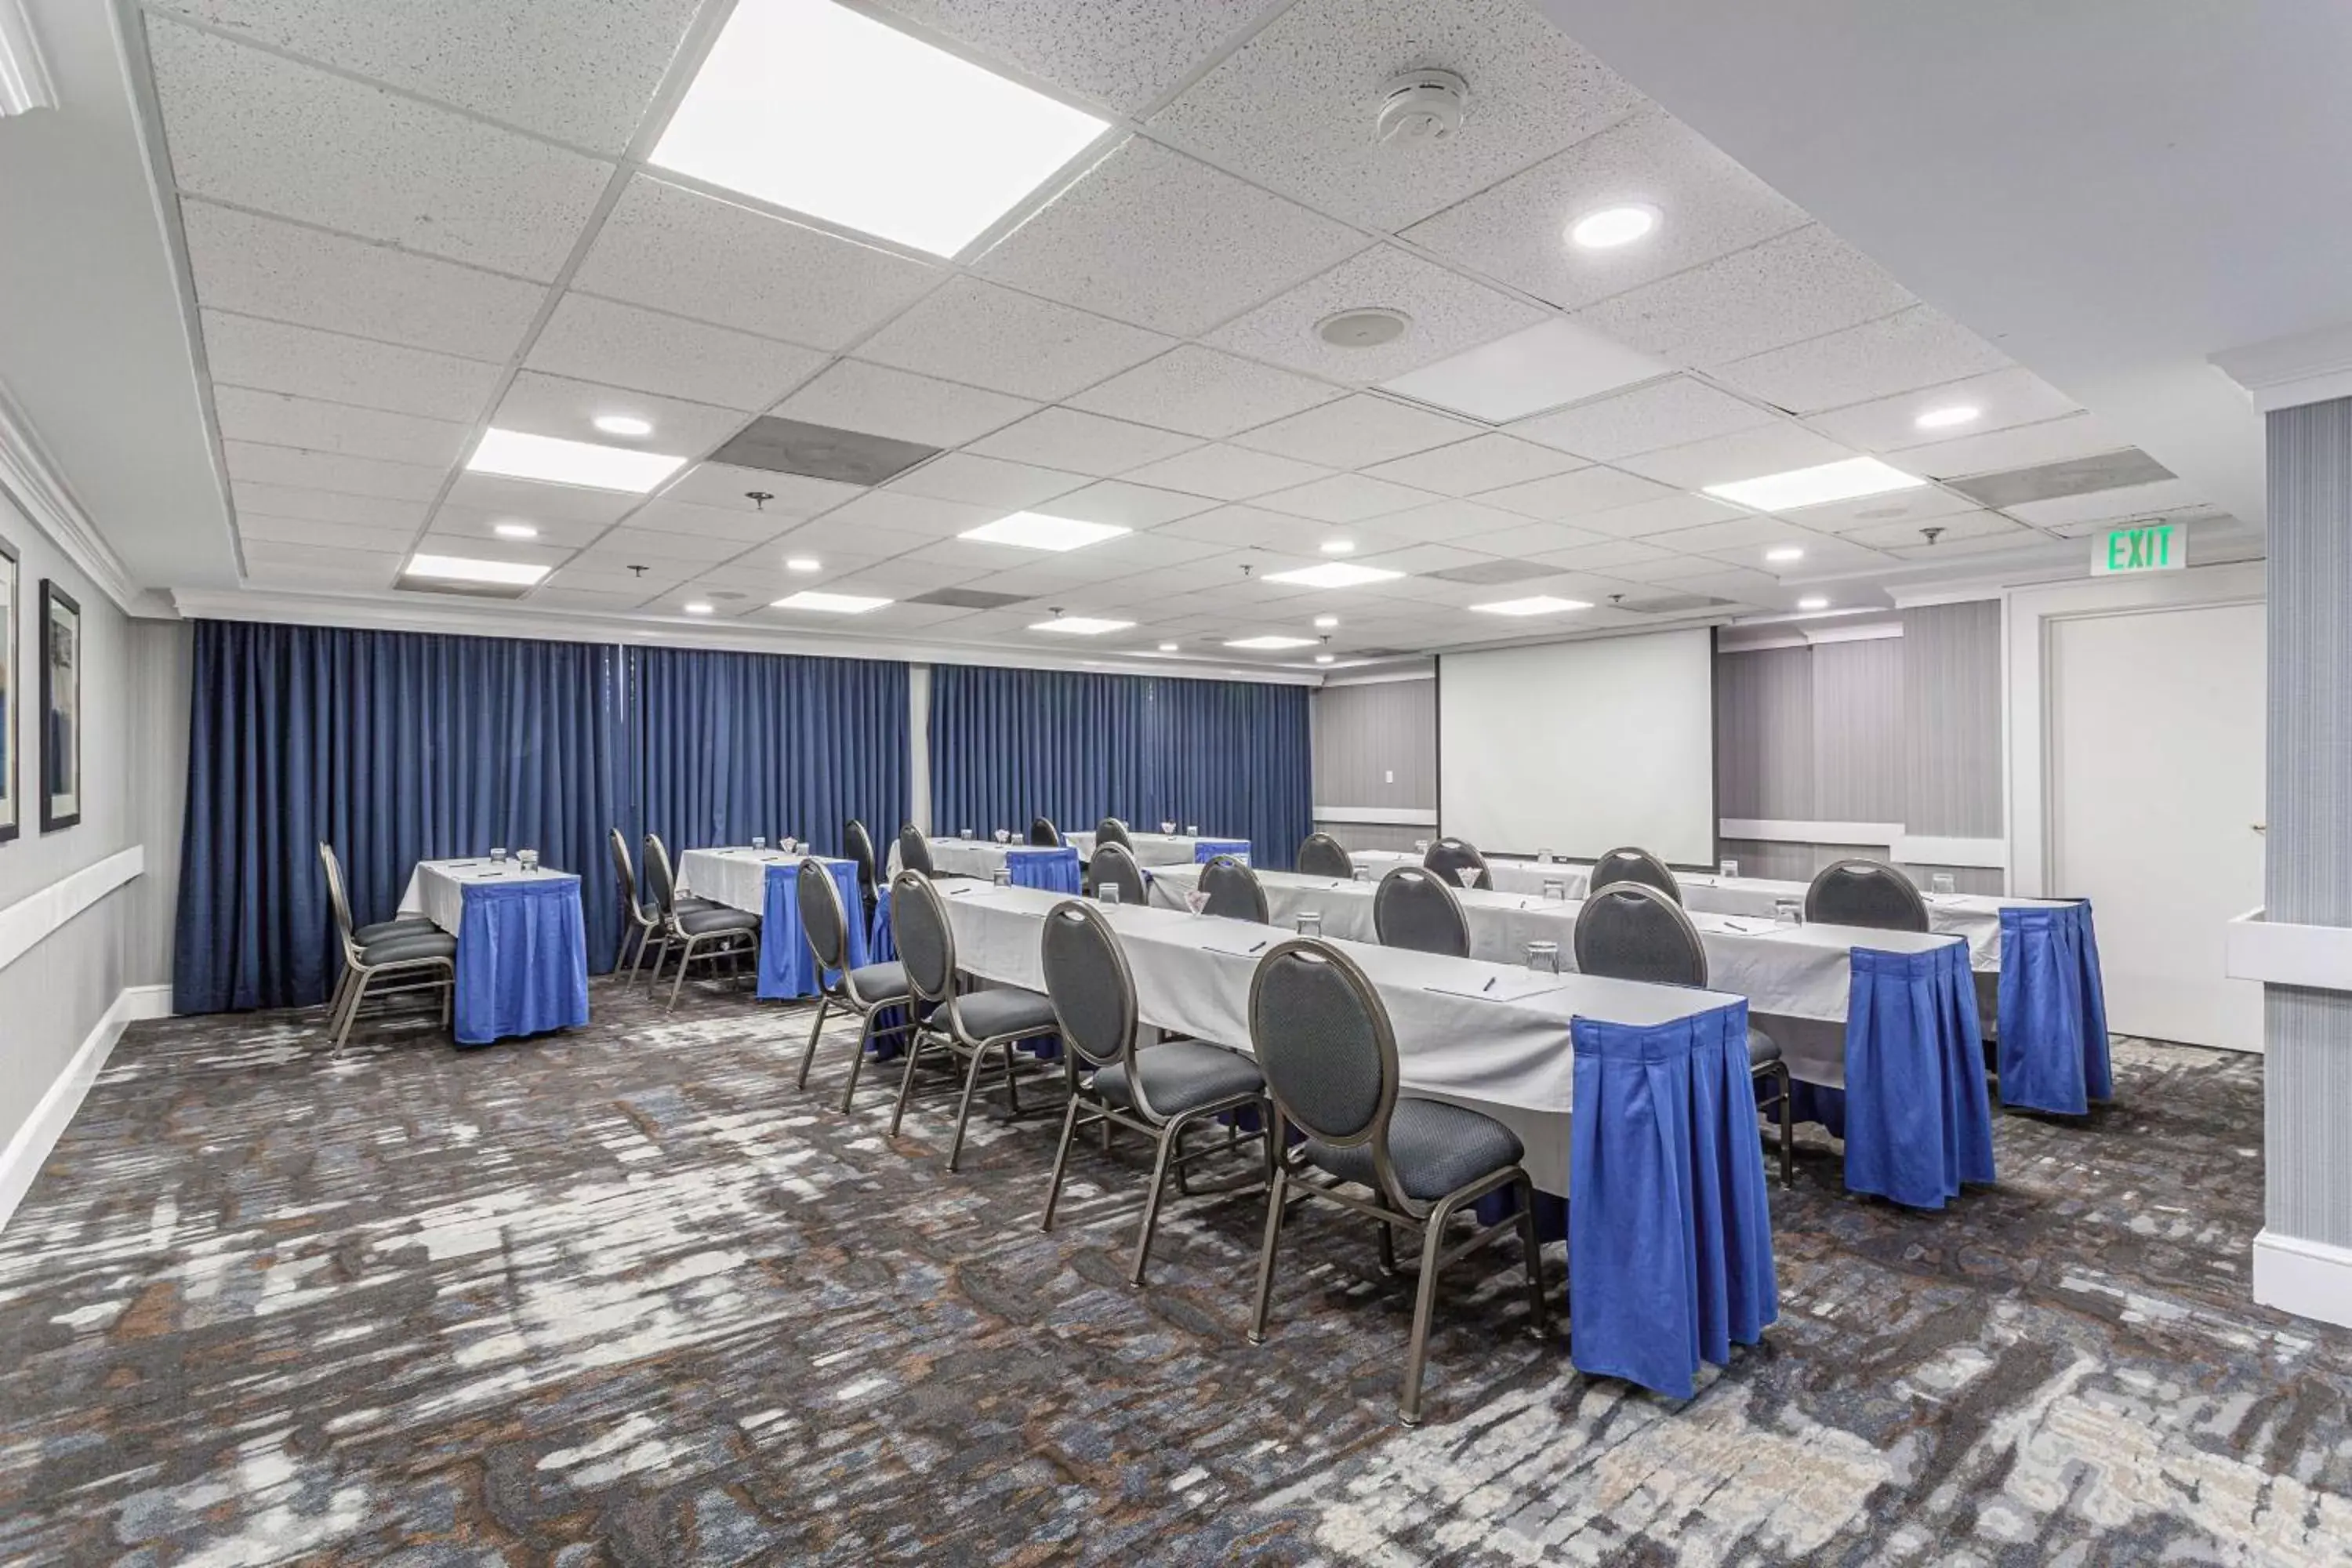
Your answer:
0;385;140;612
0;0;56;116
2211;323;2352;414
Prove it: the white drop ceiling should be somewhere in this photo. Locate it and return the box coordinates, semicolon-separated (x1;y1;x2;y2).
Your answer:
29;0;2272;670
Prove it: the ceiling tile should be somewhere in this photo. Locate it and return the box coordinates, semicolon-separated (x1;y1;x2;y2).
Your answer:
526;294;828;412
575;176;942;349
221;441;447;506
1704;530;1893;575
974;137;1366;336
543;559;695;592
1524;537;1679;572
488;372;747;457
1359;434;1587;496
1205;244;1545;384
230;481;426;531
864;0;1280;114
1452;521;1612;557
1120;444;1332;501
1897;412;2130;480
147;19;610;281
1076;531;1235;573
1379;318;1668;423
214;387;470;468
1229;394;1480;468
441;470;644;524
655;463;863;517
1066;346;1344;440
1570;225;1917;368
148;0;702;154
966;407;1201;477
2005;477;2208;528
408;531;570;570
1838;509;2028;551
1804;366;2084;454
527;585;670;612
769;514;938;556
774;361;1039;448
1566;492;1751;539
1711;306;2013;414
236;513;417;554
887;452;1088;510
1882;521;2046;559
1347;541;1502;577
1478;465;1681;521
2040;503;2234;542
623;499;802;545
855;277;1174;401
1790;485;1982;533
201;310;500;422
241;539;403;582
1148;0;1645;230
1152;504;1333;551
1401;109;1809;310
575;525;748;565
1033;480;1218;528
1506;375;1774;460
178;201;544;361
430;504;607;549
1254;473;1435;523
1616;422;1857;488
1642;514;1808;554
817;489;1004;539
1368;496;1540;543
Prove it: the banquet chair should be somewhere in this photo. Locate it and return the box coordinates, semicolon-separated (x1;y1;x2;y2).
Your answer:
1573;881;1793;1187
1296;832;1354;880
843;818;882;924
897;823;935;877
606;826;718;982
1805;858;1929;932
1589;845;1682;903
1422;836;1492;891
1200;854;1269;923
1037;899;1272;1284
794;857;918;1112
643;833;761;1011
1094;816;1134;853
1085;841;1149;907
316;842;454;1052
1373;866;1469;959
1029;815;1063;847
888;870;1065;1171
1245;938;1545;1425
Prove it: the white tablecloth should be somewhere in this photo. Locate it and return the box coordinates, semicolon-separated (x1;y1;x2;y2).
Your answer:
397;858;578;935
675;846;821;914
899;837;1040;879
934;882;1741;1198
1066;831;1237;867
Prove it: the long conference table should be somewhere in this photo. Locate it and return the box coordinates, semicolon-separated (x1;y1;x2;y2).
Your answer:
1349;849;2113;1122
934;879;1776;1400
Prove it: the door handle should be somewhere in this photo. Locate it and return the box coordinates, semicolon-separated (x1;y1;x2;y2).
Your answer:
2252;823;2267;834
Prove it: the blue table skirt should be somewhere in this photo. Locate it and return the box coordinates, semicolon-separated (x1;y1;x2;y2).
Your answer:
1996;901;2113;1116
454;878;590;1046
869;884;897;964
1565;1003;1779;1400
757;858;869;1001
1008;846;1082;894
1193;839;1250;864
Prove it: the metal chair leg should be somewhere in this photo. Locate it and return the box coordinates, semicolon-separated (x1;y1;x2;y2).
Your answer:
888;1030;932;1138
666;936;699;1012
1040;1093;1083;1232
1377;1221;1399;1276
1129;1117;1185;1286
1399;1199;1457;1426
614;927;633;973
837;1011;877;1114
1515;1178;1548;1338
1002;1039;1023;1116
796;996;833;1090
945;1040;993;1172
1776;1064;1795;1189
439;967;453;1029
1247;1166;1290;1344
333;970;372;1052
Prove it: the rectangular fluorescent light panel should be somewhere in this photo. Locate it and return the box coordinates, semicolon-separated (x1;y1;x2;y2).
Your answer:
1030;617;1134;635
771;590;891;614
404;554;550;586
652;0;1110;258
1380;319;1668;423
960;511;1131;551
1261;562;1405;589
1704;456;1926;513
1472;595;1592;617
1225;635;1317;650
467;428;686;493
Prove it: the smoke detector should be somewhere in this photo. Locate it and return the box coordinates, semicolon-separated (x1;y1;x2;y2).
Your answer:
1376;69;1468;144
1316;307;1412;348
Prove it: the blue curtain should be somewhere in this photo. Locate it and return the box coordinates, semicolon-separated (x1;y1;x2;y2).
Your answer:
928;664;1312;869
173;620;626;1014
625;645;908;864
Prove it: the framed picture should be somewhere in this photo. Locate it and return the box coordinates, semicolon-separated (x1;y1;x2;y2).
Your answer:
38;579;78;833
0;536;16;844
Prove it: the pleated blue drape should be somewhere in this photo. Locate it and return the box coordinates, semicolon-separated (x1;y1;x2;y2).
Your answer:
624;645;908;864
927;664;1312;869
173;619;626;1014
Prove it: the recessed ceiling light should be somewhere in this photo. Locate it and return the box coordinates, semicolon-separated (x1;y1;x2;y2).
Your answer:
1797;595;1831;611
772;590;891;614
960;511;1131;551
404;553;549;586
1471;595;1592;617
1261;562;1403;589
467;428;685;493
1915;404;1983;430
1226;635;1318;651
1031;616;1134;636
492;521;539;539
1704;457;1926;513
1319;539;1357;555
1315;654;1336;665
785;556;822;572
1313;615;1339;629
593;414;653;437
1569;203;1660;249
683;601;714;615
1158;641;1179;652
1316;308;1411;348
1764;546;1806;564
652;0;1109;258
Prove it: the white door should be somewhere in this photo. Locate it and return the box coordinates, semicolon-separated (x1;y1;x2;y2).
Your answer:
2048;600;2267;1051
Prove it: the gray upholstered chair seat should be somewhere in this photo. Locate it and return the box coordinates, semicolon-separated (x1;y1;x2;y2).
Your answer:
358;931;457;964
845;960;909;1003
674;906;759;937
1301;1097;1523;1201
1745;1027;1780;1065
355;916;437;944
1091;1041;1264;1117
954;985;1059;1040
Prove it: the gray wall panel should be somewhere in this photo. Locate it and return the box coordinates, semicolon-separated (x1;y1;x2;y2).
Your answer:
1811;637;1904;822
1902;601;2003;837
1312;821;1427;854
1714;646;1813;819
1311;678;1436;811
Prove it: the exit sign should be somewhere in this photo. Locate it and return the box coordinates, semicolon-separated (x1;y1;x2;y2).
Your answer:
2093;521;2183;575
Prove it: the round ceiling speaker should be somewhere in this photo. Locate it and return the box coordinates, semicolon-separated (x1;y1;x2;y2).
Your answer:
1375;69;1468;145
1316;307;1413;348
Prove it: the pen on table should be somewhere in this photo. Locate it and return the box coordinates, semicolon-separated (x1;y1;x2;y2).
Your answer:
1482;975;1496;993
1245;938;1269;954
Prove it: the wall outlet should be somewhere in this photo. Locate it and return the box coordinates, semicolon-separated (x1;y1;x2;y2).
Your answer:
1384;769;1395;784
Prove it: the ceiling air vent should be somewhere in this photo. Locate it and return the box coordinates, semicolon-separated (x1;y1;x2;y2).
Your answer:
707;416;940;485
909;587;1033;610
1945;448;2172;510
1428;558;1552;585
1612;592;1738;615
393;578;534;601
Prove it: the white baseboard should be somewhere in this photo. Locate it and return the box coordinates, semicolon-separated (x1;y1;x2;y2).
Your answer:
2252;1227;2352;1330
0;983;166;1234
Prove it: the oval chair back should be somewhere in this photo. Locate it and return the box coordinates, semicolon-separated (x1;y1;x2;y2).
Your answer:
1806;857;1929;931
1029;815;1062;847
1040;898;1145;1095
1589;845;1681;903
1086;841;1148;907
1248;939;1411;1211
1574;881;1708;988
1094;816;1133;851
889;869;956;1004
797;856;850;975
1423;836;1491;891
896;823;935;877
1373;866;1469;958
843;818;880;912
1200;854;1269;923
641;833;681;920
316;842;360;950
1296;832;1354;879
607;827;639;911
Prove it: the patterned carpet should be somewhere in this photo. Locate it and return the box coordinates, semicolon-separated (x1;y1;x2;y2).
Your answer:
2;976;2347;1566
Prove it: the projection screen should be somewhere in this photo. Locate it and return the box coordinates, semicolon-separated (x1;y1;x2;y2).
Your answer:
1436;629;1717;866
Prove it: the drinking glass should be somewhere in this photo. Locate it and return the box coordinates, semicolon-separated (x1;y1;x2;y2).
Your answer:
1184;824;1198;835
1295;911;1323;938
751;834;768;851
960;827;974;840
1160;821;1176;835
1773;898;1802;927
1526;940;1560;975
1184;889;1211;917
1352;867;1371;882
1536;848;1553;865
992;866;1013;887
1097;881;1122;905
1719;858;1740;880
1413;838;1431;855
519;849;539;873
1542;879;1566;902
1931;873;1958;896
994;829;1011;844
490;846;508;866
